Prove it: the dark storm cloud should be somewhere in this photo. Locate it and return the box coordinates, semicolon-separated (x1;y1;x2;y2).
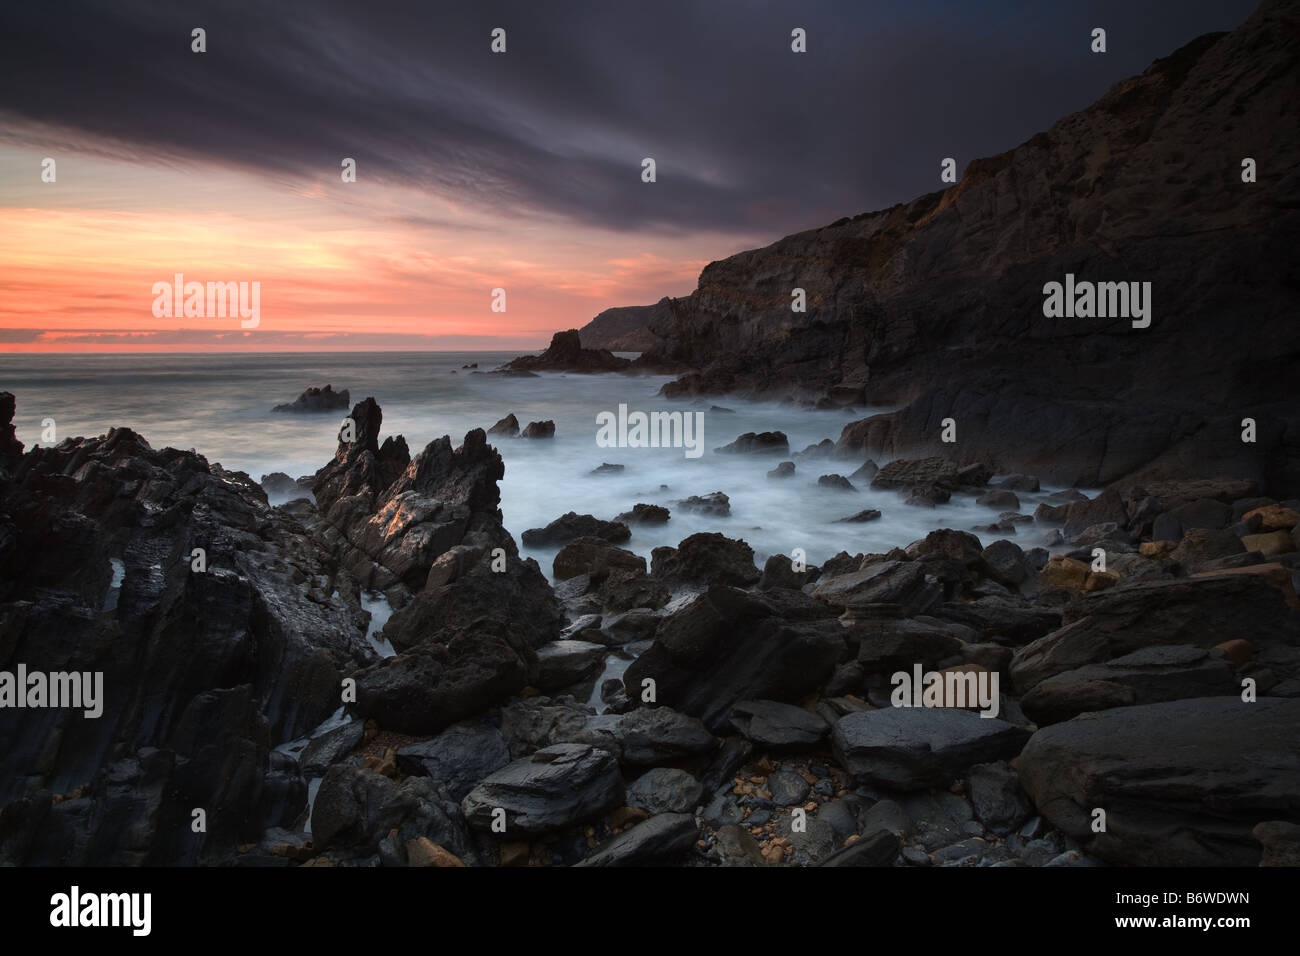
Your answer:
0;0;1260;238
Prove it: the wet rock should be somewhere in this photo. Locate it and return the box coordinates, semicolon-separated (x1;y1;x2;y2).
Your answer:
820;830;900;867
968;761;1032;834
624;768;704;814
623;587;842;731
1010;575;1299;694
574;812;697;866
535;640;607;691
351;619;534;735
299;720;365;775
831;709;1030;790
728;699;829;749
767;461;796;480
1020;644;1239;724
395;722;511;801
1018;697;1300;866
614;707;717;766
460;743;624;835
767;770;811;805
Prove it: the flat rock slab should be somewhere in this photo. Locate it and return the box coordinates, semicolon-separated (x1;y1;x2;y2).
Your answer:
574;812;698;867
831;708;1030;790
460;743;623;835
1018;696;1300;866
729;699;829;748
534;639;607;691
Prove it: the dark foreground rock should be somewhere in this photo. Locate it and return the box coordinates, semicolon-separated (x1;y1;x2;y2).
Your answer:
831;709;1031;790
460;743;624;835
1018;697;1300;866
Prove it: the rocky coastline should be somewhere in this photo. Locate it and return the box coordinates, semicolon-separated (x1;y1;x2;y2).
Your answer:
1;388;1297;868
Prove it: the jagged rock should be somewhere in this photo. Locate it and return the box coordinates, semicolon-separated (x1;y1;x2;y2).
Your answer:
1018;697;1300;866
0;391;22;460
674;491;730;516
310;765;476;862
487;414;519;437
836;508;881;523
1020;644;1239;724
522;512;630;547
767;461;796;479
651;532;760;590
383;553;561;654
715;431;789;455
504;330;633;373
1010;575;1300;693
272;384;350;413
614;503;670;525
0;420;374;864
623;587;842;731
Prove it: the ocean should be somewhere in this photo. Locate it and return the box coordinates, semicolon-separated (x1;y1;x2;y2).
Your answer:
0;351;1056;571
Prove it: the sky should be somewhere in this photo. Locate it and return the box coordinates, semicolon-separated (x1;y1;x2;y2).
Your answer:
0;0;1261;352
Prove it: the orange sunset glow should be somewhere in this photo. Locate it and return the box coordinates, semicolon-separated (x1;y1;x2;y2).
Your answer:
0;147;755;352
